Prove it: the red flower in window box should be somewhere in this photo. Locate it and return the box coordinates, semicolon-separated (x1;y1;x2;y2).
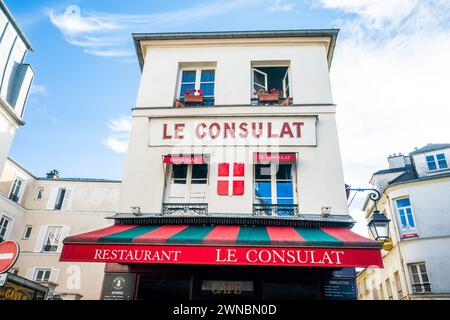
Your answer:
257;88;279;103
183;88;204;103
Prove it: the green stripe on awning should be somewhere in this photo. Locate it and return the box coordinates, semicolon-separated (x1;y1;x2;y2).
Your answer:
294;227;343;246
167;225;215;244
236;226;271;245
98;225;160;243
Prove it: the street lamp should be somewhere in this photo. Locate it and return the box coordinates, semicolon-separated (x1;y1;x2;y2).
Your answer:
348;187;391;242
367;210;391;241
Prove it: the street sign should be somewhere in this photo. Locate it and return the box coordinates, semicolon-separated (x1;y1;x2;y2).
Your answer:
0;241;19;274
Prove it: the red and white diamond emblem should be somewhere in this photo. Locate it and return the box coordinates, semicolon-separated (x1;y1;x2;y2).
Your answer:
217;163;244;196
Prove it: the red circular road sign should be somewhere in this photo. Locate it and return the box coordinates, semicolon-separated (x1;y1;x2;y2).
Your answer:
0;241;20;274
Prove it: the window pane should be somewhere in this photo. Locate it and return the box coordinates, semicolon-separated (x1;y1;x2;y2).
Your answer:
169;184;187;198
277;198;294;205
200;70;215;82
406;208;415;227
172;165;188;180
426;155;437;170
276;164;292;180
200;82;214;96
277;182;293;198
399;209;408;226
396;198;411;208
255;182;271;198
192;164;208;180
253;70;266;87
255;164;271;179
180;83;195;97
437;154;448;168
181;70;196;83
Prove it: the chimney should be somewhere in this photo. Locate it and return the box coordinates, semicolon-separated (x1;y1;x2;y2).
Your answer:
387;153;406;169
46;170;60;179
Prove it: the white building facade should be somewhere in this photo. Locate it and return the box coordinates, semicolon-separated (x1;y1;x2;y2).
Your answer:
358;144;450;300
60;30;382;300
0;0;34;174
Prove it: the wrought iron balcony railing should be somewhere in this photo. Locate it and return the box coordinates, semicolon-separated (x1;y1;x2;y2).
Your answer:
162;203;208;216
252;204;298;217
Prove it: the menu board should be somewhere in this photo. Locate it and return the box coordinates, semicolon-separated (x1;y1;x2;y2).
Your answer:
101;273;136;300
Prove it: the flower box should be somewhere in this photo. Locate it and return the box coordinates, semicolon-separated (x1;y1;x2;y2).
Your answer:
258;93;279;103
184;94;204;103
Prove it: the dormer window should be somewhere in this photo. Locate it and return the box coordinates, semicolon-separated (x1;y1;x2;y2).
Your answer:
178;68;215;106
426;153;448;171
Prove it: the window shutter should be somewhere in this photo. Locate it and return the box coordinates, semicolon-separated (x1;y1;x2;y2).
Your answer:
49;268;60;283
57;226;70;252
33;225;48;252
25;267;35;280
61;188;73;211
46;187;58;210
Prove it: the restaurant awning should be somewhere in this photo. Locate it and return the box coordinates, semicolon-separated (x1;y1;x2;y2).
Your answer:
60;225;382;268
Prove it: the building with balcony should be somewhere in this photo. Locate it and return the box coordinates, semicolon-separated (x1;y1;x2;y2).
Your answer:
0;0;34;174
357;143;450;300
60;30;383;300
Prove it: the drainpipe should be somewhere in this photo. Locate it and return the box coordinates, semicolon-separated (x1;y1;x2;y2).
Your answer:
385;194;411;300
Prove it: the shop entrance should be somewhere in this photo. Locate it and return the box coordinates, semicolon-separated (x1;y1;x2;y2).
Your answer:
132;265;337;300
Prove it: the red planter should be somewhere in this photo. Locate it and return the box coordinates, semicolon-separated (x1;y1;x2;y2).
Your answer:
258;93;279;103
184;95;204;103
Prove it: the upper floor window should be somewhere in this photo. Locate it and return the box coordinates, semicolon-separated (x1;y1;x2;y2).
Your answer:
36;187;44;200
178;69;215;106
165;163;208;203
253;162;297;216
33;268;52;282
395;197;418;239
54;188;66;210
23;225;32;240
408;263;431;294
251;65;290;105
394;271;403;299
426;153;448;171
0;215;12;242
42;226;62;252
385;278;393;300
9;177;23;203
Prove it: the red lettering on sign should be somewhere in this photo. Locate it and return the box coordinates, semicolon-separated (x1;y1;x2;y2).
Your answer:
174;123;185;139
196;123;207;139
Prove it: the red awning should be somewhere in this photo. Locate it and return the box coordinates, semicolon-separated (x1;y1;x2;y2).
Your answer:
254;153;296;163
60;225;382;268
163;155;206;164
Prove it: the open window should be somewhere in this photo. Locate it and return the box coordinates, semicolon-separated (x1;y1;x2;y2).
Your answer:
165;163;208;203
251;64;290;105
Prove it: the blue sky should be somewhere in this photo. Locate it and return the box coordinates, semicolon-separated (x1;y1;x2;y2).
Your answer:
5;0;450;234
6;0;345;180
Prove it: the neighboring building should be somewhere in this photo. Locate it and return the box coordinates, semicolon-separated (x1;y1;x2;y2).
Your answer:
0;157;120;299
60;30;382;300
357;143;450;300
0;0;34;173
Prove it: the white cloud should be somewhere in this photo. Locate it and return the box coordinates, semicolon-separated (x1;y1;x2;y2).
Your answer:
313;1;450;234
48;1;261;59
102;115;132;153
267;0;294;12
29;84;47;96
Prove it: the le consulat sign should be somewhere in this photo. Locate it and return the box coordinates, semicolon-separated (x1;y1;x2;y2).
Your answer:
149;116;317;146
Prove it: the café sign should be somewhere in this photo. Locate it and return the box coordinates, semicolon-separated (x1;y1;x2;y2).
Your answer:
149;116;317;146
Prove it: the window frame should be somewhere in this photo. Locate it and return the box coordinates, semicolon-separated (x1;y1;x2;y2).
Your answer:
33;268;52;282
36;187;44;200
394;271;403;299
23;225;32;240
395;197;417;231
253;162;298;206
426;153;448;171
54;188;66;210
251;64;291;101
165;163;209;203
385;278;393;300
42;226;63;252
8;176;23;203
177;67;216;100
408;262;432;294
0;214;13;242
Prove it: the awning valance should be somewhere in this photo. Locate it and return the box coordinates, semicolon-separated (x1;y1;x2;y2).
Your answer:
163;155;206;164
60;225;382;268
254;153;296;163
